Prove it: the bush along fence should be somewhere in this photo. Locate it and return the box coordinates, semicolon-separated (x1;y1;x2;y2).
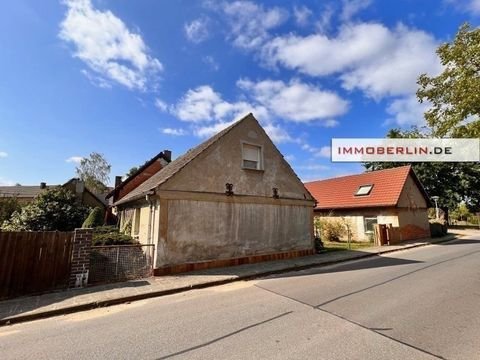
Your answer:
71;229;155;286
0;229;154;299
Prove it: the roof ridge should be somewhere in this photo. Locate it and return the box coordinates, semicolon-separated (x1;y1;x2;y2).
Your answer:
304;165;412;185
154;112;251;189
114;112;253;205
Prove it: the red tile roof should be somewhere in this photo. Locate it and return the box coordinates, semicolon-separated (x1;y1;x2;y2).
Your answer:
304;165;429;210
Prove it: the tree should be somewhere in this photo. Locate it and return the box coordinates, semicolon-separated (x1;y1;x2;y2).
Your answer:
0;196;21;225
364;127;480;213
75;152;111;193
417;23;480;137
2;187;89;231
450;203;471;222
125;166;139;178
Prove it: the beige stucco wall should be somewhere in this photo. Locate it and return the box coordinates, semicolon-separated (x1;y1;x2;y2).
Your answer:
397;175;428;209
156;199;312;267
315;208;399;241
119;114;315;269
159;115;313;201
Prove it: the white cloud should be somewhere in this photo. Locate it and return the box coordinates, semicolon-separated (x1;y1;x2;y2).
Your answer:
161;128;188;136
263;23;441;99
386;95;428;127
315;5;334;33
59;0;162;91
184;18;209;43
155;98;168;112
445;0;480;14
296;164;330;171
284;154;295;162
262;123;294;143
340;0;372;22
194;120;237;138
323;119;339;128
169;79;348;146
217;1;288;49
238;78;349;123
316;146;332;158
300;143;331;158
203;56;219;71
66;156;83;164
170;85;270;124
0;151;8;158
293;5;312;26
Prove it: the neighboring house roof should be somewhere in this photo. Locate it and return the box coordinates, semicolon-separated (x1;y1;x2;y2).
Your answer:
0;178;107;207
106;150;171;200
115;113;252;205
0;184;57;198
62;178;108;207
304;165;431;210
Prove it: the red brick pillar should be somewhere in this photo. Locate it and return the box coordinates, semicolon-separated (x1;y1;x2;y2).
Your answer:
69;228;93;288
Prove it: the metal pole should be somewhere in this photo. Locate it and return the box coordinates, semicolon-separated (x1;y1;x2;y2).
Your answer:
115;247;120;277
348;228;351;250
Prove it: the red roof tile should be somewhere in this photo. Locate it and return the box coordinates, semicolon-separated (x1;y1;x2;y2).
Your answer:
304;165;423;210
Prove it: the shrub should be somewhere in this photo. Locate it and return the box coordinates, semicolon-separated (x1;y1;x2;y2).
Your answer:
82;207;104;228
314;217;347;242
0;196;21;225
92;226;138;246
2;187;89;231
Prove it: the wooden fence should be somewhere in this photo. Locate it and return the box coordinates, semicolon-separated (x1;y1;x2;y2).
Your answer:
0;231;74;299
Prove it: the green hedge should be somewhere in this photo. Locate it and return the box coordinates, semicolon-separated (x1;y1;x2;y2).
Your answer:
92;225;138;246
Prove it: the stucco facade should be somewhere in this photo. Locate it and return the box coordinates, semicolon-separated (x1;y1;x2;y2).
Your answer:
117;114;315;272
307;167;431;243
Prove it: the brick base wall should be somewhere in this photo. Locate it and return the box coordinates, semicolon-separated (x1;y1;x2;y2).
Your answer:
154;249;315;276
69;228;92;287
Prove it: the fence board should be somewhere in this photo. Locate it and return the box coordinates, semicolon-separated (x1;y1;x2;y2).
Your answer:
0;231;74;299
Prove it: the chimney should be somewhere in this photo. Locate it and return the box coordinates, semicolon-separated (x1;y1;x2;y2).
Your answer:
40;182;46;189
75;179;85;195
115;176;122;188
163;150;172;162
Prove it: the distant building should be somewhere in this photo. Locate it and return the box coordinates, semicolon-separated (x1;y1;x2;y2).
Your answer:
305;166;432;243
0;178;106;209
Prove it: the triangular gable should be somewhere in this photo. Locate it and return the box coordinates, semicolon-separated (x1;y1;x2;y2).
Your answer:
116;113;313;204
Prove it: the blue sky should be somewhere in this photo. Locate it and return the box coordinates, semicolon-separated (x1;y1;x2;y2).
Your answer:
0;0;478;186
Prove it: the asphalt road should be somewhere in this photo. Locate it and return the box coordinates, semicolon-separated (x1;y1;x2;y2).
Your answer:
1;233;480;360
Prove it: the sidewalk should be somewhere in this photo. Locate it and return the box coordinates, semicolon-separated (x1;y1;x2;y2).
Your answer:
0;233;459;326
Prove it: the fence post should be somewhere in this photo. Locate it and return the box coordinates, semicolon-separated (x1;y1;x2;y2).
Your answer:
69;228;93;288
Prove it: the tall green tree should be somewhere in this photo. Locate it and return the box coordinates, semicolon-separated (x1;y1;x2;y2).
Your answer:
75;152;111;193
2;187;89;231
417;23;480;137
364;128;480;213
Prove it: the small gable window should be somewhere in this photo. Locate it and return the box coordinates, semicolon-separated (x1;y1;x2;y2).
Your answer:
242;143;263;170
355;184;373;196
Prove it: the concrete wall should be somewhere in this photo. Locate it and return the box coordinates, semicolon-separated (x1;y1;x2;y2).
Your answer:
156;198;312;267
160;115;313;201
397;175;428;209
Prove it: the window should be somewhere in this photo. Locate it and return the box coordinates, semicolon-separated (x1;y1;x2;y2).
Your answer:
242;143;262;170
355;184;373;196
364;217;378;233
